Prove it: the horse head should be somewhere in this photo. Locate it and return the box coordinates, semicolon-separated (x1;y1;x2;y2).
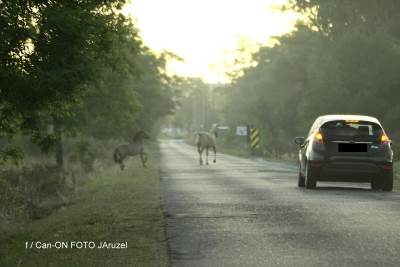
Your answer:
210;123;219;138
132;130;150;142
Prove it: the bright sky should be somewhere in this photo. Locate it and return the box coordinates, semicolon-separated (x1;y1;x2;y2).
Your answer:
123;0;299;83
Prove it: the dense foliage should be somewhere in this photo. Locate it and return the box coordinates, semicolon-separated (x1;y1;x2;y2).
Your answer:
0;0;176;165
221;1;400;154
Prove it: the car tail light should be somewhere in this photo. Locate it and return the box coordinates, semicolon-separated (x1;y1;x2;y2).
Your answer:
314;130;323;144
381;164;393;170
381;131;390;144
310;161;323;168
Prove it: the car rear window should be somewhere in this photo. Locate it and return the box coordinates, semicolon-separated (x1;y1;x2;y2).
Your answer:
320;120;382;140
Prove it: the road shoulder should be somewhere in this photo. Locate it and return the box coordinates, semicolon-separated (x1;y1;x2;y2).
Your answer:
0;144;170;267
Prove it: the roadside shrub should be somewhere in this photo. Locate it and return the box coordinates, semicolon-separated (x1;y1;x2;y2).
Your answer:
67;138;122;174
0;177;26;219
76;140;97;173
0;163;68;221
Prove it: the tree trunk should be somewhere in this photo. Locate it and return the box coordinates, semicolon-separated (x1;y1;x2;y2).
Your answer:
53;117;64;169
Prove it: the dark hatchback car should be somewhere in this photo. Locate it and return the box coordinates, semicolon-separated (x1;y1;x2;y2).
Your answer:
295;115;393;191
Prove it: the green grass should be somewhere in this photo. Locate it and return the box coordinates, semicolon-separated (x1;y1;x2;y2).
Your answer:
0;144;169;267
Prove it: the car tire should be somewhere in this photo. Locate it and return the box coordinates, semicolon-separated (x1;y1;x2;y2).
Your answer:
305;162;317;189
382;169;393;192
298;165;305;187
370;179;381;190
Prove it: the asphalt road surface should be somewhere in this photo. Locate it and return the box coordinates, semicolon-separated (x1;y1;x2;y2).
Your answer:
160;139;400;267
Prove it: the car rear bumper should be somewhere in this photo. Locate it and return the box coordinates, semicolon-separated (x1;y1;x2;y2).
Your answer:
309;159;392;182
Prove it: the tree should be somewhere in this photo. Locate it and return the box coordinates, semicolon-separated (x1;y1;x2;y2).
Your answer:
220;1;400;155
0;0;177;166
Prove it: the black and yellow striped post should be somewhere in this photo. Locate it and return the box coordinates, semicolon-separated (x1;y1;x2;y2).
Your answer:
249;126;260;152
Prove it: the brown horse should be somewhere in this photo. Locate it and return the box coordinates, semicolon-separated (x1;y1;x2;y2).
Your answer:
113;130;150;170
196;124;218;165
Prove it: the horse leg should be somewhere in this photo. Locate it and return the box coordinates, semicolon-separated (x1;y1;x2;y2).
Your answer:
140;152;148;168
199;148;203;165
206;147;209;165
212;146;216;163
114;150;125;170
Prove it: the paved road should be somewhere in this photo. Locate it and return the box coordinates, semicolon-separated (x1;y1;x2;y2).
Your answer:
160;140;400;267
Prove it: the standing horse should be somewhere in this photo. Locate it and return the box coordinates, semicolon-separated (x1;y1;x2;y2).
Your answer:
196;124;218;165
113;130;150;170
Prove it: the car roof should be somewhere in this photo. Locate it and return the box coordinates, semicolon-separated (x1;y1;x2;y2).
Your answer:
315;114;381;126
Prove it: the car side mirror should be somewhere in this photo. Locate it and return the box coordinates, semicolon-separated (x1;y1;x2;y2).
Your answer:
294;137;305;145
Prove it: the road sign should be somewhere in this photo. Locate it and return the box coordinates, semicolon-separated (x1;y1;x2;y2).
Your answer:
236;126;248;136
218;126;230;132
250;127;260;149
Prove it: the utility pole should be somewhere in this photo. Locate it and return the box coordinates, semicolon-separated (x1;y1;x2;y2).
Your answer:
203;87;207;129
191;91;196;132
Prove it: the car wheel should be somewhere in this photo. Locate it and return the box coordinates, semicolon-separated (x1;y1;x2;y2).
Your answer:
382;169;393;192
305;162;317;189
298;165;305;187
370;179;381;190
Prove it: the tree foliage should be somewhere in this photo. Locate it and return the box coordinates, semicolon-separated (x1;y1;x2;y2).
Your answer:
0;0;176;165
220;1;400;154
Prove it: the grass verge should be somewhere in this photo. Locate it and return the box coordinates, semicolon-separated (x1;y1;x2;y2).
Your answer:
0;143;169;267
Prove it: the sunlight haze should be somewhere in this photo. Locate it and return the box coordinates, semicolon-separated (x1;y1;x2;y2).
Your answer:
124;0;299;83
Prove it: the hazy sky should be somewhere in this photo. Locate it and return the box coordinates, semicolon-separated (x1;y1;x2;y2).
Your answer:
124;0;299;83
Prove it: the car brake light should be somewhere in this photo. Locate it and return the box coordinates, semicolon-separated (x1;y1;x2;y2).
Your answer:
381;164;392;170
381;131;390;144
314;130;323;144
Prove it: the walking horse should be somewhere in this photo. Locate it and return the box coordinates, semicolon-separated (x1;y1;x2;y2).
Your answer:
196;124;218;165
